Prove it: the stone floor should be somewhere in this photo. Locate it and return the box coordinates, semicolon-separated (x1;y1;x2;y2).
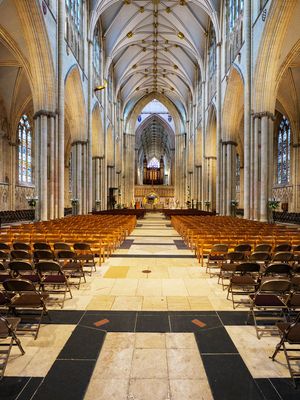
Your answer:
1;213;299;399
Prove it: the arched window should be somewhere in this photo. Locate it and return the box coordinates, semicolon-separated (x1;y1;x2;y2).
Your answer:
65;0;81;31
236;153;240;193
277;115;291;185
65;0;83;64
227;0;244;32
208;25;216;99
18;115;32;184
93;26;101;75
148;157;160;169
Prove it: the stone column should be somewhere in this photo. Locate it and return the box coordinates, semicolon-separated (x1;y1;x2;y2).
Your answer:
252;114;260;220
82;141;88;214
221;143;227;215
224;141;237;215
93;156;101;206
34;111;56;221
87;40;93;213
292;144;300;212
49;114;56;219
260;112;275;221
58;0;65;218
201;81;206;210
243;0;252;220
71;141;84;214
124;133;135;207
9;141;16;210
100;157;105;210
216;42;222;214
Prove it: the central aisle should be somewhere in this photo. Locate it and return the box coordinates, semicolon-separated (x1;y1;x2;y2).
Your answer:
89;212;231;312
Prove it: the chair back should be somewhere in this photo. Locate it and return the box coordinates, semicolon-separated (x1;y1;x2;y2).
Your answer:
11;250;31;260
34;250;55;261
9;260;33;272
255;244;272;253
227;251;246;262
236;262;260;274
249;252;271;262
259;278;291;294
272;252;294;263
0;250;10;262
73;242;90;251
0;243;10;252
54;243;71;251
13;242;31;251
57;250;76;260
234;244;252;253
264;263;291;276
3;278;36;292
33;242;51;250
274;243;292;252
36;260;61;273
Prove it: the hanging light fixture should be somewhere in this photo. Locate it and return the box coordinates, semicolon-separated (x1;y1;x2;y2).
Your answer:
94;79;107;91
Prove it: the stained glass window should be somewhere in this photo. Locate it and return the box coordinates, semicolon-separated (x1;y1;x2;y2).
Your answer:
236;153;240;192
93;26;101;74
277;115;291;185
65;0;81;31
228;0;244;32
18;115;32;184
148;157;160;169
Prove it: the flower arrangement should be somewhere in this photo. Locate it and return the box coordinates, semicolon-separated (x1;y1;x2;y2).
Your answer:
267;199;280;210
231;200;239;207
26;196;38;208
95;199;101;205
71;198;79;206
204;200;211;207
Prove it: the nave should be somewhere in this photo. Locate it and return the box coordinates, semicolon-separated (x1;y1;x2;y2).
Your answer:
1;213;299;400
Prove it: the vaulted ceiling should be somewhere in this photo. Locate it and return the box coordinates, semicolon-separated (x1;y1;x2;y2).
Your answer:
91;0;220;115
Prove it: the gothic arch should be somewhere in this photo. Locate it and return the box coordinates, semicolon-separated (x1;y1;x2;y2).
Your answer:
253;1;296;113
222;66;244;143
64;65;87;142
206;105;217;158
92;103;104;157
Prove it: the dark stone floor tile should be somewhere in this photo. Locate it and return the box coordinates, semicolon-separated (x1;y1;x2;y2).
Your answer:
195;326;238;354
79;312;137;332
0;377;30;400
170;314;221;332
58;325;106;360
254;379;281;400
270;378;300;400
202;354;264;400
42;310;85;325
32;360;95;400
217;311;253;326
136;313;170;332
119;240;134;249
17;377;43;400
173;240;188;249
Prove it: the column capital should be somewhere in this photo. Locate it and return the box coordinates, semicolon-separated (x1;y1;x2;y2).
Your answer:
252;111;276;121
205;156;217;160
195;164;202;168
33;110;56;119
293;143;300;148
72;140;88;146
222;140;237;146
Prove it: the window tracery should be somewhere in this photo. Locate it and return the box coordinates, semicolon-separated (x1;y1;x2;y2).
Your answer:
65;0;83;65
277;115;291;185
18;115;32;184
